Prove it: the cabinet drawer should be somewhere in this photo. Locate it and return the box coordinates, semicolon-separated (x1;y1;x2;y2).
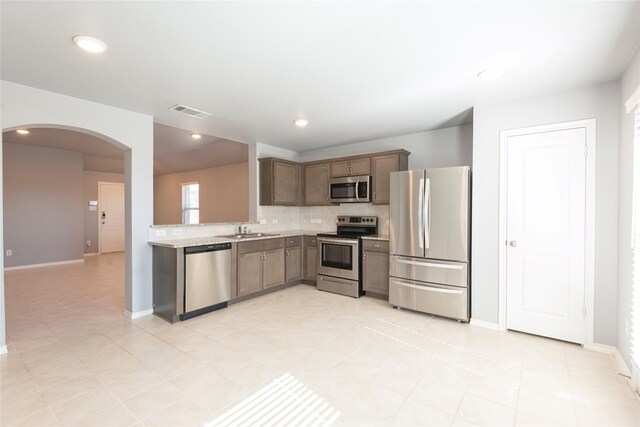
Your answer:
304;236;317;246
363;240;388;253
285;236;301;247
237;238;284;254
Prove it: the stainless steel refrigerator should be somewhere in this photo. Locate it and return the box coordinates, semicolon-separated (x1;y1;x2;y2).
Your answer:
389;167;471;321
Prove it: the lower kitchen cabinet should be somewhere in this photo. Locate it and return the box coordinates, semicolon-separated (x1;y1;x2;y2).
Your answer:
303;236;318;282
263;248;285;289
362;240;390;296
285;236;302;284
237;252;263;297
237;238;285;296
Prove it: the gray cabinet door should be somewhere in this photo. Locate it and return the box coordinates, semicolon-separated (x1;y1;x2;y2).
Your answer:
363;250;389;295
285;246;302;283
350;157;371;175
237;252;263;297
305;163;330;205
330;160;351;177
273;162;299;205
372;154;399;205
304;245;318;281
263;248;285;289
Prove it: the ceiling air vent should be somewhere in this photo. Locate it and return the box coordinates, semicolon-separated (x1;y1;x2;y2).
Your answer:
168;104;212;119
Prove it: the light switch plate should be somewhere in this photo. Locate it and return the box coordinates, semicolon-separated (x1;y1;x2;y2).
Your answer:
5;250;12;256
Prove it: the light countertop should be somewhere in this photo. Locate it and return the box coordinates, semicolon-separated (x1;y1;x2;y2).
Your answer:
150;230;326;248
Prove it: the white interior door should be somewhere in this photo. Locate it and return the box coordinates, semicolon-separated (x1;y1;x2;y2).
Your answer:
99;182;125;253
506;127;586;343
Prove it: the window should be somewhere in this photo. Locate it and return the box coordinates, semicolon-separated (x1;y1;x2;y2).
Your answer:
182;182;199;224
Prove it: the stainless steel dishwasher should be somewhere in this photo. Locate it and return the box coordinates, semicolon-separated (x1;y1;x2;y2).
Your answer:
182;242;232;320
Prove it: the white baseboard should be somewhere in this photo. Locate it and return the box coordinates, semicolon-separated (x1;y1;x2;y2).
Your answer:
4;258;84;271
84;252;99;257
586;343;632;377
0;345;7;355
124;308;153;320
615;349;632;377
470;318;503;331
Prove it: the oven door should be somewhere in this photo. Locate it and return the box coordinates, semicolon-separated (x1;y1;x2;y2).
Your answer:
317;237;359;281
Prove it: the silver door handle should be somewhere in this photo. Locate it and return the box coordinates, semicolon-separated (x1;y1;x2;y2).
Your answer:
424;178;431;249
396;258;464;270
392;279;464;295
355;179;360;202
509;240;517;247
418;178;424;249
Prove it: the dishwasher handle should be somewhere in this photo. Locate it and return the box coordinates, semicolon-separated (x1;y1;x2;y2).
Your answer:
184;243;232;254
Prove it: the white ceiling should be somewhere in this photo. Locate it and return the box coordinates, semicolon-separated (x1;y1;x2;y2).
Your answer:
2;1;639;152
2;125;248;175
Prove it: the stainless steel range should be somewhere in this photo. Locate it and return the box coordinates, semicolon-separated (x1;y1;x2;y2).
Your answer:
317;216;377;298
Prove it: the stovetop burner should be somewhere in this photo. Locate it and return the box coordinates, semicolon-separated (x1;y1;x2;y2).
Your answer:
317;215;378;239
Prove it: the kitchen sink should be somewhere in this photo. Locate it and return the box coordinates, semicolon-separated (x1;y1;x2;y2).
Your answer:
217;232;281;239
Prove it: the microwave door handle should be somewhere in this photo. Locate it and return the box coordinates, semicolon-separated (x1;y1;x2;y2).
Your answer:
418;178;424;249
355;179;360;202
424;178;430;249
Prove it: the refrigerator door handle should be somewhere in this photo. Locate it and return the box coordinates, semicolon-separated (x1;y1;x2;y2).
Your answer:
418;178;424;249
394;258;464;270
392;278;465;295
424;178;431;249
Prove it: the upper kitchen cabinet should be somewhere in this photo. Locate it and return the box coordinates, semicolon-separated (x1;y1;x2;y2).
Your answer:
371;150;409;204
259;158;300;206
330;157;371;177
304;162;330;205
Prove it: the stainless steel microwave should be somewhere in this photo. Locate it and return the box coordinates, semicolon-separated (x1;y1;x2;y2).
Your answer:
329;175;371;203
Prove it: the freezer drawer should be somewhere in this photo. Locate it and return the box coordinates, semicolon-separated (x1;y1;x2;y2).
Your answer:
389;256;468;288
389;277;469;321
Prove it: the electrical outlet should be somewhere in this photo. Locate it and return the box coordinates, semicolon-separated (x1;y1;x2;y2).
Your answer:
310;219;321;224
172;229;183;236
5;250;12;257
86;240;92;247
386;219;389;225
259;219;267;224
155;229;166;237
272;219;278;224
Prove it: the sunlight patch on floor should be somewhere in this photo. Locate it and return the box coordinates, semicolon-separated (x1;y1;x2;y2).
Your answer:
206;373;341;427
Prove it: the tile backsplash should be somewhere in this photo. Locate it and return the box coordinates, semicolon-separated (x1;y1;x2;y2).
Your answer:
148;204;390;241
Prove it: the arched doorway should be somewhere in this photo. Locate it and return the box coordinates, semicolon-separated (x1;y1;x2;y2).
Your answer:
0;81;154;353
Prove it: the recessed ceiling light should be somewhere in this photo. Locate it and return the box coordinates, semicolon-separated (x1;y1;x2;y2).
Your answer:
16;129;30;135
191;133;202;140
72;35;108;53
294;119;309;127
477;67;503;81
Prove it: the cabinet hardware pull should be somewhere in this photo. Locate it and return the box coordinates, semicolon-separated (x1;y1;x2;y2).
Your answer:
274;194;277;201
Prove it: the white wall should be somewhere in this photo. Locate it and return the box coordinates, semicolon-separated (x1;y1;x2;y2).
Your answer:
0;81;154;350
299;124;473;169
617;47;640;370
472;80;620;346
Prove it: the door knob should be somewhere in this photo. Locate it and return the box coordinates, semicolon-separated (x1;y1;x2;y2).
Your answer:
509;240;517;247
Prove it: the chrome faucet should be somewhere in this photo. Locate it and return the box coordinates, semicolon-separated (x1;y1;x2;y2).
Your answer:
237;224;248;235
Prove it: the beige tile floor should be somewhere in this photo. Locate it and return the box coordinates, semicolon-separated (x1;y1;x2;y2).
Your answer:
1;253;639;426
